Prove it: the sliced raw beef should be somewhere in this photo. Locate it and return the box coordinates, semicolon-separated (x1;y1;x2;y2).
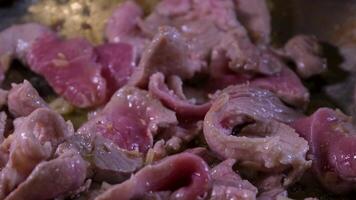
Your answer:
208;49;309;108
107;0;282;75
5;148;87;200
204;85;310;185
210;159;258;200
105;1;148;57
292;108;356;193
95;153;210;200
77;86;177;153
129;26;201;88
96;43;135;96
234;0;271;44
7;80;48;117
0;108;73;198
251;67;310;108
27;33;107;108
284;35;327;78
0;23;51;83
149;73;211;119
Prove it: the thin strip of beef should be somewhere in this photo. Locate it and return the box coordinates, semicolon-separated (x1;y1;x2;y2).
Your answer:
251;67;310;108
0;108;73;199
139;0;282;75
149;72;211;119
90;136;143;184
234;0;271;44
95;43;135;97
7;80;48;117
105;0;148;58
284;35;327;78
209;159;258;200
204;85;310;186
26;33;107;108
5;148;87;200
64;122;143;184
129;26;201;88
291;108;356;193
77;86;177;153
95;152;211;200
208;49;309;108
0;23;51;83
106;0;281;76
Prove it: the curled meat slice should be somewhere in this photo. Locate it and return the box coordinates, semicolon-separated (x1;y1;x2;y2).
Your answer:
0;108;73;198
96;43;135;96
5;149;87;200
284;35;327;78
27;33;107;108
95;152;211;200
204;85;310;185
78;86;177;153
0;23;51;83
149;73;211;119
7;80;48;117
234;0;271;44
105;1;148;56
210;159;258;200
129;26;200;88
251;67;310;108
68;128;143;184
291;108;356;193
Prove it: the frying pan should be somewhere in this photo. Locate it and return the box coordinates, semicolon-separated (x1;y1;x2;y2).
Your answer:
1;0;356;199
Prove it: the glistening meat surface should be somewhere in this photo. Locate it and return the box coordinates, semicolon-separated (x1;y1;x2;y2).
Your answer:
0;23;51;83
292;108;356;193
27;33;107;108
204;85;310;185
95;152;211;200
209;159;258;200
0;108;73;199
7;80;48;117
0;0;339;199
77;86;177;153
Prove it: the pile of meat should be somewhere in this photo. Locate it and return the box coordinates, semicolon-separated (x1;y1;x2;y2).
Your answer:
0;0;354;199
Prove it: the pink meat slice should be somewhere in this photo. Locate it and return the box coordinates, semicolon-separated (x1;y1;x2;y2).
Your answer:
7;80;48;117
26;33;107;108
208;49;309;108
204;85;310;185
5;149;87;200
96;43;135;96
95;152;211;200
77;86;177;153
210;159;258;200
0;23;51;83
234;0;271;44
291;108;356;193
284;35;327;78
0;108;73;199
105;1;148;57
149;72;211;119
251;67;310;108
129;26;201;88
107;0;280;75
